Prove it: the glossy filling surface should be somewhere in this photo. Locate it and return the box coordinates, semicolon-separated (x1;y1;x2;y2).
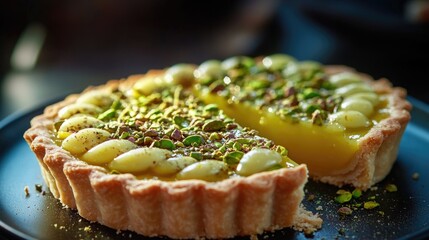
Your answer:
188;55;389;175
197;92;388;175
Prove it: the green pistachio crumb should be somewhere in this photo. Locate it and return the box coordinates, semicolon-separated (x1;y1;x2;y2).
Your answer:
301;88;320;100
111;100;122;110
183;135;205;147
385;184;398;192
275;145;288;156
202;120;225;132
203;104;219;113
232;142;242;151
353;203;362;208
264;141;273;148
190;152;203;161
219;145;226;153
209;132;221;141
335;190;352;204
119;132;130;139
158;139;176;150
213;142;223;148
364;201;380;209
352;188;362;198
223;151;244;165
98;109;116;120
173;116;189;128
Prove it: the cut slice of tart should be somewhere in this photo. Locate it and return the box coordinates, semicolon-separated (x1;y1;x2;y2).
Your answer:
23;73;322;239
137;54;411;190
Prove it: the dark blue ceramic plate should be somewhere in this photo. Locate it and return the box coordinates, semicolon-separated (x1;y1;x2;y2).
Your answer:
1;97;428;240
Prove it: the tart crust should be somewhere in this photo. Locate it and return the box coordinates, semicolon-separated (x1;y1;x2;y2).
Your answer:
24;77;322;239
316;66;412;189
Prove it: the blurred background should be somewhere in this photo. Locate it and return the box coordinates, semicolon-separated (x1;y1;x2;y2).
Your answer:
1;0;429;120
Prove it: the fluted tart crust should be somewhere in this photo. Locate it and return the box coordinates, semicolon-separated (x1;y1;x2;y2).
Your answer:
24;75;322;239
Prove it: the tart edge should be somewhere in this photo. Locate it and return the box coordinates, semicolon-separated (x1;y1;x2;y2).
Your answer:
312;66;412;189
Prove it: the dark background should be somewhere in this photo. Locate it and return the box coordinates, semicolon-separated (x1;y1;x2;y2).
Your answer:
1;0;429;120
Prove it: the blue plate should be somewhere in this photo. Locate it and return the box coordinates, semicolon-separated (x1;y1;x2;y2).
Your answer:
0;97;428;240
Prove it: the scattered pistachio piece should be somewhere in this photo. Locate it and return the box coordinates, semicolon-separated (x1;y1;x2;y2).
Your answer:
364;201;380;209
338;206;353;215
385;184;398;192
335;190;352;204
352;188;362;198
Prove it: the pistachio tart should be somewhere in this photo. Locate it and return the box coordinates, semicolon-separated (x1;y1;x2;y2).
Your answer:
23;54;411;239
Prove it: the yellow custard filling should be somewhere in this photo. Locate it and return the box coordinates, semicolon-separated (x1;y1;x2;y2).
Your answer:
186;54;390;175
196;91;389;175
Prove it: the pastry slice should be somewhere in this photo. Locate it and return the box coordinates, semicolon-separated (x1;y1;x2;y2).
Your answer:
24;73;322;239
186;54;411;190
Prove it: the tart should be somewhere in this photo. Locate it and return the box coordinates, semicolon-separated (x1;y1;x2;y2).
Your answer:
24;70;322;239
23;54;411;239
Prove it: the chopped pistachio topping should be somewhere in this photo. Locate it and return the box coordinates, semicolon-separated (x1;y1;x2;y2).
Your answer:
56;82;296;181
194;54;382;129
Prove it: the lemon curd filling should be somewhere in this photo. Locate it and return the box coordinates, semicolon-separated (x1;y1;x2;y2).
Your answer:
196;92;389;175
184;54;390;175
